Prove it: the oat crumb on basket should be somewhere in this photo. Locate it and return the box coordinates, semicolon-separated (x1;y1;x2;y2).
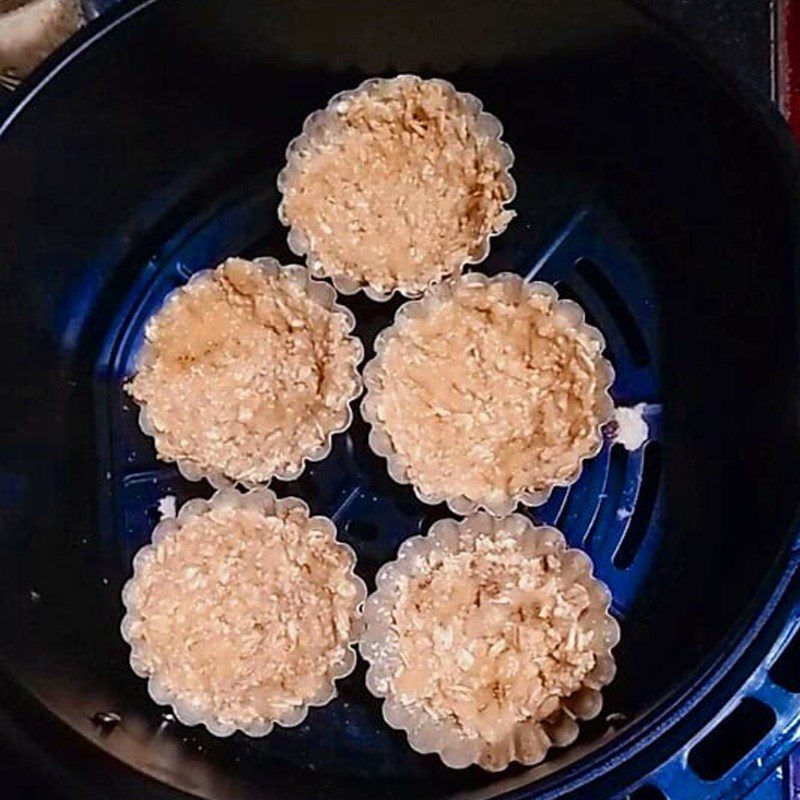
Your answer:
157;495;177;520
125;501;361;728
371;279;607;508
614;403;649;451
126;257;361;484
280;76;514;296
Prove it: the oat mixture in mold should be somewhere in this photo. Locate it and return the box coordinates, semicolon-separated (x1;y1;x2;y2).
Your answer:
371;278;606;507
385;529;599;745
125;501;361;728
280;76;514;295
126;257;361;484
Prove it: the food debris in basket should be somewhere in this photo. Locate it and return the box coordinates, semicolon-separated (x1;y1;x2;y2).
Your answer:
614;403;649;451
157;495;176;520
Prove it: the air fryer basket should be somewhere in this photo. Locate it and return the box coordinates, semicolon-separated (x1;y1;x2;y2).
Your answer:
1;0;800;798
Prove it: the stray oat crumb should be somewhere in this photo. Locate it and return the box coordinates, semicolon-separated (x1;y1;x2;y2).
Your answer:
158;495;177;520
614;404;649;451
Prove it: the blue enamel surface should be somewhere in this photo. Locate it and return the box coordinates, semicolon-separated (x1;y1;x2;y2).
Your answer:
92;184;800;796
91;183;674;780
96;194;665;615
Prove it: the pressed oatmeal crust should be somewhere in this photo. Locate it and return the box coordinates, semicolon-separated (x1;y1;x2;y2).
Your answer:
126;258;361;484
372;279;605;507
126;503;360;727
386;528;598;745
280;76;514;295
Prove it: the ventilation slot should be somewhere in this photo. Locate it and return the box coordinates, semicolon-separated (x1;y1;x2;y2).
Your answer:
613;442;661;569
583;443;627;549
628;787;667;800
687;698;775;781
769;624;800;692
554;280;600;329
575;258;650;367
552;280;616;371
345;519;381;541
